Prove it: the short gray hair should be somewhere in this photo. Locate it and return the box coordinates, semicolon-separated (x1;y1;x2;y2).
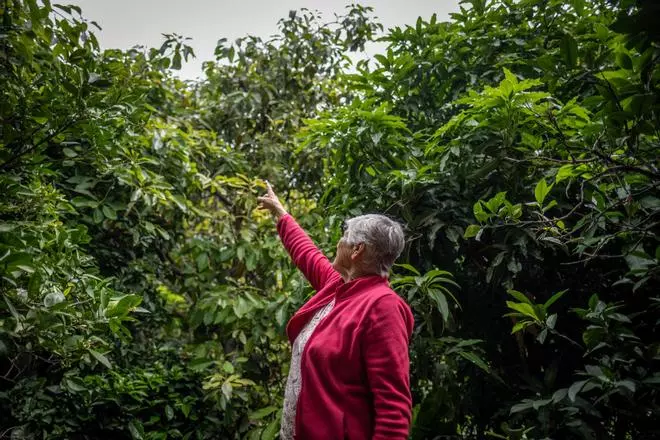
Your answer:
343;214;406;277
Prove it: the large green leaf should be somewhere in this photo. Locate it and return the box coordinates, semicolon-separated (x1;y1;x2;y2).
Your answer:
506;301;540;321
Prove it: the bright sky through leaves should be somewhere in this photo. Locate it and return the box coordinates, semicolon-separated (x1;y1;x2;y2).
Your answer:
69;0;461;79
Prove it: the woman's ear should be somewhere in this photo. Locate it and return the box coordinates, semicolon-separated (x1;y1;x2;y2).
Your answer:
351;243;365;260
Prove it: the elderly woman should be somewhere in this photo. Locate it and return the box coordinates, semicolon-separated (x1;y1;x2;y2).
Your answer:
258;182;414;440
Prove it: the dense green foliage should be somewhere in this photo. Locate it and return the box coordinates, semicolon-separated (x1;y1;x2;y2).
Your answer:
1;0;658;439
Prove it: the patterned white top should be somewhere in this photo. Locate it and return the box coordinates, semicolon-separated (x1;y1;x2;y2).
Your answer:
280;299;336;440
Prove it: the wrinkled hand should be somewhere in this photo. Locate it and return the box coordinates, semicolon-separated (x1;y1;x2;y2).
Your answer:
257;181;287;219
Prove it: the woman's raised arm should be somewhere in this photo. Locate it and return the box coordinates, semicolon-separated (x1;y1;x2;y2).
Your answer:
258;182;339;291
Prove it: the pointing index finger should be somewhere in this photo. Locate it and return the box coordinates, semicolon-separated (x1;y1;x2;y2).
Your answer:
265;180;275;196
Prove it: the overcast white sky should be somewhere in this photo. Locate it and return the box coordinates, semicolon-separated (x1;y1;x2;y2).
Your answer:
69;0;462;80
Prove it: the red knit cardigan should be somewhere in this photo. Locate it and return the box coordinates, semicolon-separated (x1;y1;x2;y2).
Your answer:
277;214;414;439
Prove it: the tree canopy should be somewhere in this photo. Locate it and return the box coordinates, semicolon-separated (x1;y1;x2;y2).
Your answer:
1;0;658;439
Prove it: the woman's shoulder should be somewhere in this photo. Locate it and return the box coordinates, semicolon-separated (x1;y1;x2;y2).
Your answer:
371;287;411;309
360;288;414;338
361;284;412;318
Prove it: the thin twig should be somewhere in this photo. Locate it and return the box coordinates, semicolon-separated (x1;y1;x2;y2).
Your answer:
0;426;20;439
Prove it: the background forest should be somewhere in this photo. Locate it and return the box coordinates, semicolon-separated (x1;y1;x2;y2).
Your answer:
1;0;659;438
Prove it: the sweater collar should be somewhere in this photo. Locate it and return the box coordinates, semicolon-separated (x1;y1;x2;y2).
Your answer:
335;274;388;301
286;274;389;343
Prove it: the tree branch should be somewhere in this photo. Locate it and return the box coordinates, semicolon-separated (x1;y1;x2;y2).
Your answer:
0;117;81;171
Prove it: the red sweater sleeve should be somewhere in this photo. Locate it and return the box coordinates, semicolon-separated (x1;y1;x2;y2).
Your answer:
276;214;339;291
363;294;414;440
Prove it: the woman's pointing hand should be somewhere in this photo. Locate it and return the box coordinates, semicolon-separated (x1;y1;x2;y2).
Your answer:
257;181;287;219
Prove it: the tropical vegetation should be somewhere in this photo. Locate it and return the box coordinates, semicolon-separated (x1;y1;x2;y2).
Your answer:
1;0;658;438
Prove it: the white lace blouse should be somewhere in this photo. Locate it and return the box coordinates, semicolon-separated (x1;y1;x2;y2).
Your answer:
279;299;336;440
